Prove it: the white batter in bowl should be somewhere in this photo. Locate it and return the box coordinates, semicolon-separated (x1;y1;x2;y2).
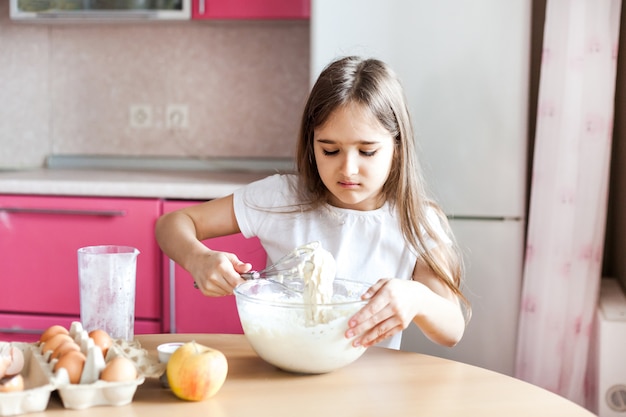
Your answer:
234;279;369;374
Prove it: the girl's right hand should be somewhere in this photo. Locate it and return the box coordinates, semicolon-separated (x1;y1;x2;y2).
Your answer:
189;250;253;296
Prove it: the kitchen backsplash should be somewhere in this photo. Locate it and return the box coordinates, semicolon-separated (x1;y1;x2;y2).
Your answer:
0;2;310;169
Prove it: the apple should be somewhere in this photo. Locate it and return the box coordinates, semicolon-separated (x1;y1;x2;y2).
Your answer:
166;341;228;401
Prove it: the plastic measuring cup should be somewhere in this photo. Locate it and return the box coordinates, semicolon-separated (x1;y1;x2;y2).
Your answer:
77;245;140;341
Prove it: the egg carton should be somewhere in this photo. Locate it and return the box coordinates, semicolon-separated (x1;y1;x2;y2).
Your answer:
106;337;165;379
0;322;164;414
0;343;56;417
48;322;155;410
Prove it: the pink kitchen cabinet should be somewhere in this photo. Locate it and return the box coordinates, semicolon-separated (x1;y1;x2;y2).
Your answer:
192;0;309;20
162;200;267;334
0;195;163;340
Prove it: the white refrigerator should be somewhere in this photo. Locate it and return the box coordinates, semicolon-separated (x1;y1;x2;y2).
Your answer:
311;0;530;376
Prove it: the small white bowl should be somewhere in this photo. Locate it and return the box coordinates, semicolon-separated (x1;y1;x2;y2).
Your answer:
157;342;184;364
157;342;184;388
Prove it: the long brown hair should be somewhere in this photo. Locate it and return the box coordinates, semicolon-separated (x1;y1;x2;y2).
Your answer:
295;56;470;318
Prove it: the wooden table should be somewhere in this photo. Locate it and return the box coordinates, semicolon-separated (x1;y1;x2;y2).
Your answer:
37;333;595;417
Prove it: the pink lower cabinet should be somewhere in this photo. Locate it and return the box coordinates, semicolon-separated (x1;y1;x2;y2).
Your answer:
162;200;267;334
0;313;160;343
0;195;163;340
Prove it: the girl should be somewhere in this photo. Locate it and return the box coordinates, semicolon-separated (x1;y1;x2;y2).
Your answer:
155;56;470;350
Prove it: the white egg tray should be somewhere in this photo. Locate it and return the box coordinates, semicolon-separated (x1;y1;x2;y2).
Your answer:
0;344;56;417
0;322;164;415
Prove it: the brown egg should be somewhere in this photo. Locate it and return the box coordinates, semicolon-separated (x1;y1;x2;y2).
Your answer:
88;329;113;358
51;341;81;361
0;374;24;392
40;325;69;344
100;356;137;382
42;334;75;357
54;351;86;384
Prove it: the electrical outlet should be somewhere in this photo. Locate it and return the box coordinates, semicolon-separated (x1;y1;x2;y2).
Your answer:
129;104;153;129
166;104;189;130
165;104;189;129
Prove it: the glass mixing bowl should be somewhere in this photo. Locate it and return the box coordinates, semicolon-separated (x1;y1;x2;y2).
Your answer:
234;278;371;374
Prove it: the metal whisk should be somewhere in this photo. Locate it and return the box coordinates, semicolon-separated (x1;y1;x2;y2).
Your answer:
194;242;319;293
241;242;318;281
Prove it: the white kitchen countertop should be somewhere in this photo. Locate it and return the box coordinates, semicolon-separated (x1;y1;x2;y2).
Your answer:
0;168;274;200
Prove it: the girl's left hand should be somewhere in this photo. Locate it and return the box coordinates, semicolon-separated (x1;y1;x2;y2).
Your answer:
345;278;422;348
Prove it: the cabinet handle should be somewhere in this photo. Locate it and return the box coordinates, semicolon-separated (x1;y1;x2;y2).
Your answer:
0;327;43;335
199;0;205;14
168;258;177;334
0;207;127;217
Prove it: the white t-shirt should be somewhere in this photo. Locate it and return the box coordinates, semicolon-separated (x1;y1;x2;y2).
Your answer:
233;174;448;349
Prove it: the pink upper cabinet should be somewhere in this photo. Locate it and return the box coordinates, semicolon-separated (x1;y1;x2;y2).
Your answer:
192;0;310;19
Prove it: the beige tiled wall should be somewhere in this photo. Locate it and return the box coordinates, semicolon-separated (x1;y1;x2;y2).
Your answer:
0;2;310;169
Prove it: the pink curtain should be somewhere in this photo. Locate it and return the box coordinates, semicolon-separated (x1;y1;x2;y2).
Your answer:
515;0;622;409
